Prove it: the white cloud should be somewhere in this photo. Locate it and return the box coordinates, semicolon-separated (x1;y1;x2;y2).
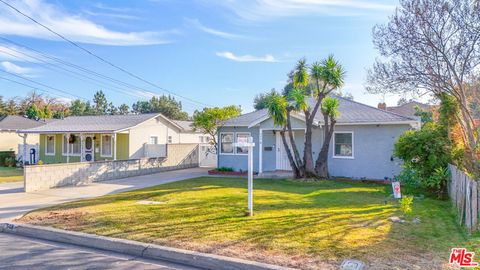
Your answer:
185;18;245;40
1;61;35;76
216;51;277;62
201;0;395;21
0;0;174;46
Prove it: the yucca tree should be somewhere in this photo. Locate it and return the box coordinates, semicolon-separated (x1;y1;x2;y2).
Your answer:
265;91;302;178
286;88;307;176
312;56;346;177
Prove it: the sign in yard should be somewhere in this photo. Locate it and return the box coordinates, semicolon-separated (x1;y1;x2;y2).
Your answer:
392;181;402;199
234;137;255;216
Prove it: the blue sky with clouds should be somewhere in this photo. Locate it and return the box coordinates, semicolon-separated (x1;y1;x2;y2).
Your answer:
0;0;411;114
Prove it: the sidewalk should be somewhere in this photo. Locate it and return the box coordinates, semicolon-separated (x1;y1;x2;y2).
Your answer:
0;167;209;222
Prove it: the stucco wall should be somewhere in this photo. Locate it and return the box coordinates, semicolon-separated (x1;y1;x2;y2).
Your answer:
0;132;39;153
327;124;409;180
24;143;199;192
217;123;410;180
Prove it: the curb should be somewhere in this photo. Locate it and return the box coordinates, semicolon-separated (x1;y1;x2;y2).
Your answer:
0;223;295;270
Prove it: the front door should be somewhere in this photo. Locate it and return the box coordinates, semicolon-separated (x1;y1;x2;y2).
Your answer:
83;136;94;162
276;132;292;171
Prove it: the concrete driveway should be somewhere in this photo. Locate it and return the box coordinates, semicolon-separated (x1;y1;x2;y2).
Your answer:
0;167;209;222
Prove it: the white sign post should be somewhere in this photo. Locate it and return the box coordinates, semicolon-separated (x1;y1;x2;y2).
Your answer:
235;136;255;216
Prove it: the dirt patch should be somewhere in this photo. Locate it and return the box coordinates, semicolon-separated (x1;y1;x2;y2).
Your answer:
17;210;88;228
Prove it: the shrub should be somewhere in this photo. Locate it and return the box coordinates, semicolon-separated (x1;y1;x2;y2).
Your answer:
4;157;16;167
426;167;450;197
216;167;234;172
395;123;451;193
0;151;15;166
397;166;421;188
400;195;414;216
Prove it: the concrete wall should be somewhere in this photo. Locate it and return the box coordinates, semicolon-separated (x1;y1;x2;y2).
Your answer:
24;144;199;192
0;131;39;153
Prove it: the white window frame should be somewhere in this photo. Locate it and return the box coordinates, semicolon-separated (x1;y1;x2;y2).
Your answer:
167;135;173;144
219;132;235;155
149;135;159;145
333;131;354;159
100;134;113;157
235;132;251;155
45;135;55;156
62;134;81;156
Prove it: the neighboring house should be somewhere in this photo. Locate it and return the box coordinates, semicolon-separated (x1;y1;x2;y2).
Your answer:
217;97;420;180
18;113;209;164
0;115;46;154
378;101;433;119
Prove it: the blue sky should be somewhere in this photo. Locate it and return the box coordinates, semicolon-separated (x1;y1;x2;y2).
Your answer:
0;0;413;114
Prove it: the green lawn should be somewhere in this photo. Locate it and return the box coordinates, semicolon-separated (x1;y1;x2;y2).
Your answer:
0;167;23;183
19;177;478;269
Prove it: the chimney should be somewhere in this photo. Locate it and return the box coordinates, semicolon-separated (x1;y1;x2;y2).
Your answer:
377;102;386;110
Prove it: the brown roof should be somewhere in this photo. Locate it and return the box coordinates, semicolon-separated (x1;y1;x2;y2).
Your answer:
386;101;432;118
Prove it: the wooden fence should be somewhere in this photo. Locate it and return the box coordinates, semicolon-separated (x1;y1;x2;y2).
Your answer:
448;164;479;232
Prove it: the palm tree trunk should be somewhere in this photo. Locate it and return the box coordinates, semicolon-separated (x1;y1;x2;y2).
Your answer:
280;128;301;178
286;109;304;177
315;114;336;178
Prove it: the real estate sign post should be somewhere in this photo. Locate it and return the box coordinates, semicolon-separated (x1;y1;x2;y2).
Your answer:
235;136;255;216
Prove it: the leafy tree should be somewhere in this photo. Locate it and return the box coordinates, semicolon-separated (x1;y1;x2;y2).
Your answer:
366;0;480;175
253;89;277;110
93;90;108;115
5;99;17;115
0;96;5;116
192;105;241;151
118;104;129;115
132;95;189;120
414;106;433;125
25;104;44;120
69;99;88;116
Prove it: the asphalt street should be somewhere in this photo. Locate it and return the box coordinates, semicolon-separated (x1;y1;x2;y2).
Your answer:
0;233;202;270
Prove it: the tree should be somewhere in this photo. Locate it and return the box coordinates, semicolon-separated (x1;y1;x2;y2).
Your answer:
93;90;108;115
69;99;88;116
107;102;118;115
0;96;5;116
132;95;189;120
253;89;276;110
315;96;340;177
366;0;480;175
5;99;17;115
25;104;43;120
192;105;241;152
118;104;129;115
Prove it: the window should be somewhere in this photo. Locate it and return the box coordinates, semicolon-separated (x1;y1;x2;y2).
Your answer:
199;136;204;143
101;135;113;157
167;135;172;144
235;133;250;154
220;133;234;154
45;135;55;155
63;134;81;156
149;136;158;144
333;132;354;158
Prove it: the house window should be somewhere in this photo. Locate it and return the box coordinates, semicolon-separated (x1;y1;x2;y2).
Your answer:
63;134;81;156
149;136;158;144
45;135;55;155
235;133;250;155
199;136;204;143
101;135;113;157
167;135;172;144
220;133;234;154
333;132;354;158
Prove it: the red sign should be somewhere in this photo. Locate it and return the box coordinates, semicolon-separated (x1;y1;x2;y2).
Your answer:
449;248;478;267
392;181;401;199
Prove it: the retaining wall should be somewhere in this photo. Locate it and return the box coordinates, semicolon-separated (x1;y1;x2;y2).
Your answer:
24;144;199;192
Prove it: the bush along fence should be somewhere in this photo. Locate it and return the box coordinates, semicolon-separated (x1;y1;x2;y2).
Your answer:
448;164;479;233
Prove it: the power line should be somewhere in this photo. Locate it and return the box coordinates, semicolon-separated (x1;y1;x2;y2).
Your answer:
0;0;211;108
0;75;80;101
0;69;87;100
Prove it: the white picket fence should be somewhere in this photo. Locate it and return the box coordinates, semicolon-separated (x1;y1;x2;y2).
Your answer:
448;164;479;232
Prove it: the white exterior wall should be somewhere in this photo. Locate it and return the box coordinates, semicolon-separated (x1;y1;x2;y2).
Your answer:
0;131;39;153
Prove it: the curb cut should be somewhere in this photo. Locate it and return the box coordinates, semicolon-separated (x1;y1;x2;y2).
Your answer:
0;223;295;270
